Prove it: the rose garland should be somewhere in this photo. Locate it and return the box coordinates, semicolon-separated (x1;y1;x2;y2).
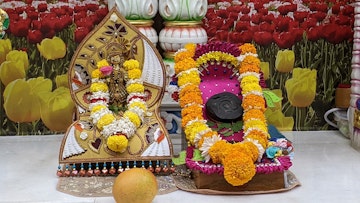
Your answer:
89;59;147;153
174;43;269;186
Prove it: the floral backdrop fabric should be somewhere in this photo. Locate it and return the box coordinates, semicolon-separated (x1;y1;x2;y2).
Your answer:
0;0;355;135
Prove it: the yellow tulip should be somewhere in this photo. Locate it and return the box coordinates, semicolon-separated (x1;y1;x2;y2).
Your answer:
3;80;37;122
275;50;295;73
40;87;75;132
0;60;26;86
265;109;294;131
260;62;270;80
0;38;12;64
285;68;317;107
37;36;66;60
6;50;29;70
55;74;69;88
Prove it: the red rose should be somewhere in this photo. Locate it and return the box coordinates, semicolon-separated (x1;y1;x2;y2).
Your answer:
253;31;273;46
27;29;43;44
74;26;90;44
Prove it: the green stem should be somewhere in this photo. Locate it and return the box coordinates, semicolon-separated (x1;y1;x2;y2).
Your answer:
295;107;306;131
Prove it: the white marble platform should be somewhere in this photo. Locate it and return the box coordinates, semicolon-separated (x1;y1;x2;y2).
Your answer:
1;131;360;203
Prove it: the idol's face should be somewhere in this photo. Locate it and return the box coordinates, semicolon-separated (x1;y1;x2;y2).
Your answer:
110;54;123;64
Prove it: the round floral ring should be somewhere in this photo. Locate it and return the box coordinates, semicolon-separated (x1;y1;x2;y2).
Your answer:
89;59;147;153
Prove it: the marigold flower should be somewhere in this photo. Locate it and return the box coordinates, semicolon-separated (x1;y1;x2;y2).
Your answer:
179;91;203;108
177;69;201;87
90;82;108;92
91;104;107;114
197;131;218;149
241;55;260;68
107;134;128;153
243;109;266;122
91;69;103;79
97;59;109;68
174;49;194;63
97;113;116;130
174;58;197;74
223;151;256;186
208;140;229;164
242;94;266;111
239;64;260;74
123;59;140;70
126;83;145;93
179;84;201;98
239;43;257;54
128;68;142;79
124;111;141;128
185;121;209;145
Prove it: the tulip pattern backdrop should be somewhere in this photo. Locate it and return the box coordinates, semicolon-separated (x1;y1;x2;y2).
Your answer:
204;0;354;131
0;0;355;135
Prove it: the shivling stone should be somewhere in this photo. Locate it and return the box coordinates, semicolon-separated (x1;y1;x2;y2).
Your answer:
205;92;243;123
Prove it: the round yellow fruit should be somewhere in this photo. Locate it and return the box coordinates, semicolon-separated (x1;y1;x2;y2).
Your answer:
112;167;158;203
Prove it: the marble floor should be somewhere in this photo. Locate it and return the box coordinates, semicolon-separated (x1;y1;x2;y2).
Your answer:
1;131;360;203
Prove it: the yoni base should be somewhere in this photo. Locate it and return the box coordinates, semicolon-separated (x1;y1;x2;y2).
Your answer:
192;170;285;191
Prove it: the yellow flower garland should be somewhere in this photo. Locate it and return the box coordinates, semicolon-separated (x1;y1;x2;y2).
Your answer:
89;59;147;153
174;43;269;186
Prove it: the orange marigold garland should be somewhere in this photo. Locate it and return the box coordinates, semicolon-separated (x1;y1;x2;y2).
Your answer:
174;43;269;186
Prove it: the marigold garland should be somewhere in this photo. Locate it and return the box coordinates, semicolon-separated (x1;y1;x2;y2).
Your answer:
89;58;147;153
174;43;269;186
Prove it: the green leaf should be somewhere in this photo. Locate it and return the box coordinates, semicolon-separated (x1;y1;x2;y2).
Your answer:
231;121;243;132
223;130;234;137
218;122;232;129
192;149;204;161
172;151;186;165
263;90;282;108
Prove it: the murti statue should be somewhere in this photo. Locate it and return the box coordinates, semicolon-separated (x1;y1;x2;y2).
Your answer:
105;42;130;113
